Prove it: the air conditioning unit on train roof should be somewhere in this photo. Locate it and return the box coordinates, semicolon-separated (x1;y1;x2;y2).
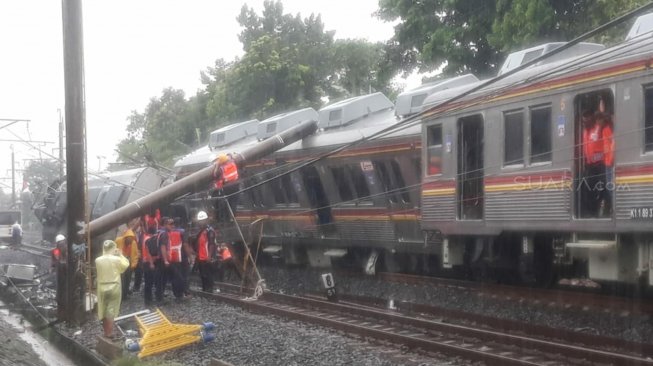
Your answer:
209;119;259;150
257;108;318;140
318;92;393;129
498;42;605;76
627;13;653;40
394;74;479;117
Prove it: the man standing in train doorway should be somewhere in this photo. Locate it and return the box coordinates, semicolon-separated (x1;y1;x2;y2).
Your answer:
581;110;608;217
211;153;240;223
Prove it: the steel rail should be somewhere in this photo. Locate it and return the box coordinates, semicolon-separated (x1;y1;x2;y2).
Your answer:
195;283;653;365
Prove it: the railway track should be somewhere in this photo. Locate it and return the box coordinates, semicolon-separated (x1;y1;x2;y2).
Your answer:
17;243;50;259
194;282;653;365
350;271;653;317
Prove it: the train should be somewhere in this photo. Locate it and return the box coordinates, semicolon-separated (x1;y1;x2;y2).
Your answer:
41;13;653;289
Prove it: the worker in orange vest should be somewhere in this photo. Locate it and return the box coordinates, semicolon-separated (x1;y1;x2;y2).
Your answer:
595;112;614;217
115;228;139;300
214;244;233;282
157;217;185;301
141;225;161;306
192;211;217;293
51;234;67;318
212;153;240;223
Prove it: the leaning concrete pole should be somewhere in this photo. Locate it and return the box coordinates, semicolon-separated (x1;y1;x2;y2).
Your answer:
84;119;318;239
62;0;87;323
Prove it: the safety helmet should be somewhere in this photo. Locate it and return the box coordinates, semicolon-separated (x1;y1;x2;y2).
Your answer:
55;234;66;243
197;211;208;221
217;153;228;164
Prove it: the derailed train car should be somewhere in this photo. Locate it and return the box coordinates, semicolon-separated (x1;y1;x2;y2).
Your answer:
36;167;167;248
170;15;653;288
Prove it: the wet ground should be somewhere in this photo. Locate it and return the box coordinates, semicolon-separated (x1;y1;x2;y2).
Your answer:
0;236;74;366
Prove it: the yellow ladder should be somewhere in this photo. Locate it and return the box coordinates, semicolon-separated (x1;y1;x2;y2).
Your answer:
133;308;204;358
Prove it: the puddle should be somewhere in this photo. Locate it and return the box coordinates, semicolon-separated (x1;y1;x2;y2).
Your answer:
0;304;74;366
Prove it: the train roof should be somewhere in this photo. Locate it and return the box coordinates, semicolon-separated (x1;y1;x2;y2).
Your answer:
395;75;480;117
86;167;151;188
258;108;319;140
277;91;425;154
497;42;605;76
318;92;393;129
627;12;653;40
421;34;653;113
209;119;258;150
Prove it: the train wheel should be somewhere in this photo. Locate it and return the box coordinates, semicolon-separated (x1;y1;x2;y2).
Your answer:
382;250;402;273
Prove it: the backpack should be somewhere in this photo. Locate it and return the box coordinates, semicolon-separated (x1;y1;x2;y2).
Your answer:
145;233;161;257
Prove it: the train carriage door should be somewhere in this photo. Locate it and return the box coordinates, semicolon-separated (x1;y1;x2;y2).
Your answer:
301;165;333;233
457;115;484;220
573;90;614;219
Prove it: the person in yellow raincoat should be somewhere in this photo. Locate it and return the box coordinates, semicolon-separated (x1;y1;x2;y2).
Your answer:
115;228;140;299
95;240;129;339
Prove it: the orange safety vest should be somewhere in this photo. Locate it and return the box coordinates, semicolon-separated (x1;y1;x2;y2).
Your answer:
221;247;232;261
214;161;239;189
197;229;211;262
168;230;183;263
142;233;153;262
52;248;61;261
583;124;605;165
602;124;614;167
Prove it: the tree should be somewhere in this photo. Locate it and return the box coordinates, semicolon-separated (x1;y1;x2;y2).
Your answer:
22;159;61;227
118;1;400;168
23;160;61;194
332;39;399;99
490;0;649;51
377;0;649;77
117;88;214;168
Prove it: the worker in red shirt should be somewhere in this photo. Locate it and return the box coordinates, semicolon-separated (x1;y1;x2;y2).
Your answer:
595;112;614;217
581;110;606;217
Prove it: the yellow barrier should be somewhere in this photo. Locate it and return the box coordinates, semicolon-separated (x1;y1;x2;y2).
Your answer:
130;308;212;358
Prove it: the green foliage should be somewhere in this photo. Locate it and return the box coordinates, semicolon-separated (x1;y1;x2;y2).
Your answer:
117;0;399;168
377;0;649;77
23;160;61;194
331;39;400;99
117;88;213;168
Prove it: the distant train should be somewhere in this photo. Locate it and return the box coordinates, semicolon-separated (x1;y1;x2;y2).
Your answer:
171;14;653;289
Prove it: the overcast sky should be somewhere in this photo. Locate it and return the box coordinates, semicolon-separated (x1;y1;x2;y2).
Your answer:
0;0;405;194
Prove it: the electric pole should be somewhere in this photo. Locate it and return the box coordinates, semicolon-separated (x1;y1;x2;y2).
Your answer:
58;109;64;178
62;0;87;324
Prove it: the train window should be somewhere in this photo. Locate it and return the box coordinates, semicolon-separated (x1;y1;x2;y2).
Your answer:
248;175;266;208
281;172;299;204
530;105;552;163
348;164;371;202
268;173;287;205
503;110;524;166
390;160;411;203
373;161;395;203
331;166;354;202
427;124;443;175
645;86;653;152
